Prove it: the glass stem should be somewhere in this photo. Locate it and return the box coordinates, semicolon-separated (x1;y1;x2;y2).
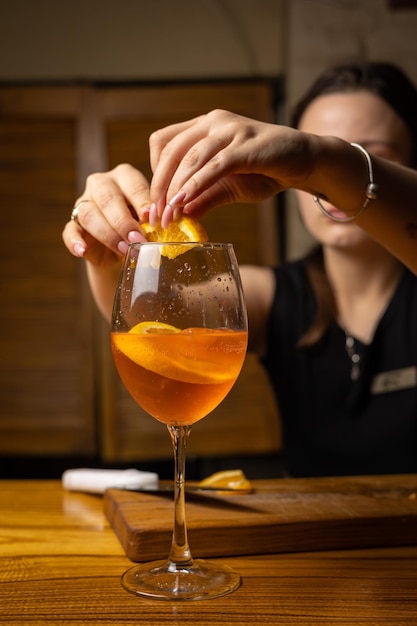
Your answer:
167;424;193;570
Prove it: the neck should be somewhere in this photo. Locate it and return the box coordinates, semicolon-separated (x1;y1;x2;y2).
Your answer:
322;243;404;343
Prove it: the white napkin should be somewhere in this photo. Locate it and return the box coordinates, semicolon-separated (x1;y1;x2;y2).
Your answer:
62;468;159;494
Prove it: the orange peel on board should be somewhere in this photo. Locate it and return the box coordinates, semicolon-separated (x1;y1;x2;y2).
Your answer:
198;469;252;492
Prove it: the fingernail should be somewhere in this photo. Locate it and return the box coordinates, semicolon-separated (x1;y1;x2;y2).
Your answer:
74;243;86;257
161;205;174;229
138;207;150;222
173;206;183;221
167;190;186;208
149;203;158;226
128;230;145;243
117;240;129;255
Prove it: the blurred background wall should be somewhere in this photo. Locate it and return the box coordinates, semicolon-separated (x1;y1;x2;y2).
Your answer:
2;0;417;256
0;0;284;80
2;0;417;477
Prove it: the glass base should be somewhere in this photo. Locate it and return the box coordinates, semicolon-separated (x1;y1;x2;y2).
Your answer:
121;558;240;601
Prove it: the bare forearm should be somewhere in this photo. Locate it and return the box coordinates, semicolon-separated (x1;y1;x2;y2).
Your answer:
149;111;417;275
304;136;417;273
86;261;122;323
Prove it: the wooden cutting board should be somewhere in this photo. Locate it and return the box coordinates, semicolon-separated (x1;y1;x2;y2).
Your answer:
103;474;417;562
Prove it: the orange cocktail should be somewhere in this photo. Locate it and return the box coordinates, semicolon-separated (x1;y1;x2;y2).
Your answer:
111;325;247;425
112;241;248;600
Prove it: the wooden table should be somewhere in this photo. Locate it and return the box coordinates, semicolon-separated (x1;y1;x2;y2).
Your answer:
1;480;417;625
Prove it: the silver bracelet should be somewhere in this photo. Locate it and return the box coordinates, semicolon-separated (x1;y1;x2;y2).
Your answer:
312;142;379;223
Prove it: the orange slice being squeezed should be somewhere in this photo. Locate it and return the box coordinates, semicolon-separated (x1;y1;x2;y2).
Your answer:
141;216;208;258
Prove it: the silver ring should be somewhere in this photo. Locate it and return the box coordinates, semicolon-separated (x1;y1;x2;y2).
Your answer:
71;200;90;223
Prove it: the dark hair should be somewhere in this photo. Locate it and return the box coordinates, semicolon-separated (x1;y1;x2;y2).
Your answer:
292;61;417;166
293;61;417;348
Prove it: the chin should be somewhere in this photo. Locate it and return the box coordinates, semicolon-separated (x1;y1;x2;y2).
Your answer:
307;220;363;246
326;234;371;251
316;223;368;247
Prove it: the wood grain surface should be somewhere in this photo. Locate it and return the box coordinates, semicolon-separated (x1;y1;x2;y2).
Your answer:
2;480;417;625
104;475;417;561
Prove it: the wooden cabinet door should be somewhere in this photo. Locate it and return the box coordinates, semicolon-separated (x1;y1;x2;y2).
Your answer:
0;87;96;456
93;81;282;462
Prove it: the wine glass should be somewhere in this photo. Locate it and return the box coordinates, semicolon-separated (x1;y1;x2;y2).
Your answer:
111;241;248;600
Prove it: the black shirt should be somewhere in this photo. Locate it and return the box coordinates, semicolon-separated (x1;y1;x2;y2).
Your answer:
262;261;417;477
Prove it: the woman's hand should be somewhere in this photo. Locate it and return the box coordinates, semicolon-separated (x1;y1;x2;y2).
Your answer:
62;164;151;267
149;109;315;226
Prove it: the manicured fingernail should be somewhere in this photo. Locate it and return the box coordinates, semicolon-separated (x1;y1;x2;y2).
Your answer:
161;205;174;229
149;203;158;226
127;230;143;243
167;190;186;208
138;206;150;222
173;206;183;221
74;243;86;257
117;240;129;255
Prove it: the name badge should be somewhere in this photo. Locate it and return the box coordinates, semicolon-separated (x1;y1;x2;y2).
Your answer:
371;366;417;395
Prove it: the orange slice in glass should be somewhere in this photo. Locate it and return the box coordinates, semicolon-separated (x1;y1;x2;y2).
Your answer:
112;323;242;385
129;321;181;335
